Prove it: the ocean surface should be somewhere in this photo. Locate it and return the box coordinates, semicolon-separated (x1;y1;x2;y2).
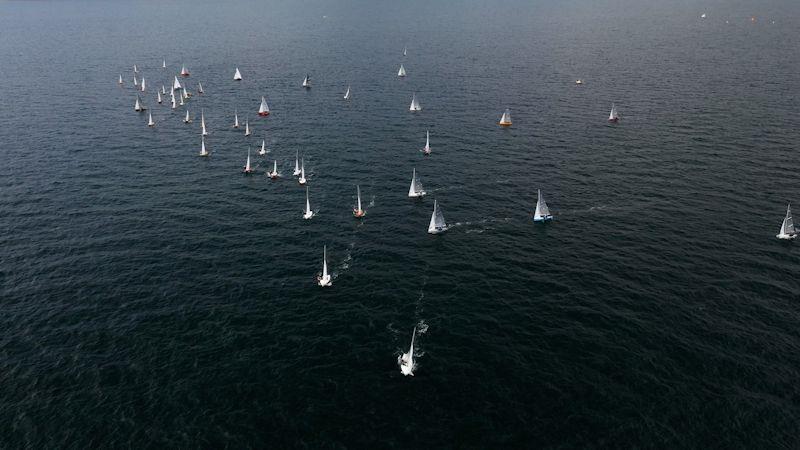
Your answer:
1;0;800;447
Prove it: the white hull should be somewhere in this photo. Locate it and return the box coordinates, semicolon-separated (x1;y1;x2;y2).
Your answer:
303;211;314;220
533;215;553;222
317;275;331;287
777;233;796;240
298;177;307;185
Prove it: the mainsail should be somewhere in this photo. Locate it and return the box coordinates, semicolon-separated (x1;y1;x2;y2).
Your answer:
234;67;242;81
409;93;421;111
428;200;446;233
398;64;406;77
258;97;270;116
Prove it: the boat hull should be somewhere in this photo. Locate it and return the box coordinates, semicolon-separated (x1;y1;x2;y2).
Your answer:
298;178;307;185
353;210;365;218
499;122;512;127
608;118;619;123
317;276;331;287
533;215;553;222
776;233;796;240
258;112;270;116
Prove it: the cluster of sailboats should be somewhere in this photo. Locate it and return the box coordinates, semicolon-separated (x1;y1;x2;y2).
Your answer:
120;52;797;378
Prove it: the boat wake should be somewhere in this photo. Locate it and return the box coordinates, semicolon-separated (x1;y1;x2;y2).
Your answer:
333;243;354;278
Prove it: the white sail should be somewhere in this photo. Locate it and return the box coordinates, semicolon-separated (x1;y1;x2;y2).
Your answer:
147;111;154;127
173;76;182;91
170;91;177;109
258;139;266;155
233;110;239;128
303;187;313;219
293;151;301;176
353;185;365;217
133;64;138;73
157;91;162;104
399;327;415;376
403;46;407;57
244;119;250;136
184;109;191;123
318;245;331;286
343;86;350;100
302;74;310;88
428;200;446;234
244;148;252;173
398;64;406;77
499;108;512;126
271;160;277;176
298;158;306;184
199;136;209;156
179;92;185;106
197;82;204;94
133;73;138;86
182;87;189;99
162;59;166;69
134;95;145;112
409;93;421;111
533;189;552;221
778;203;796;239
140;77;146;92
234;67;242;81
180;64;189;76
161;85;166;95
423;130;430;154
118;74;123;85
258;96;269;115
608;103;619;121
201;109;208;136
408;168;426;197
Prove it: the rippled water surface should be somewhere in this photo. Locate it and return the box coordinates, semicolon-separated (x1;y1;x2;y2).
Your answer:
1;0;800;447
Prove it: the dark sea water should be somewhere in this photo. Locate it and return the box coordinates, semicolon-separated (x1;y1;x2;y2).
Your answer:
2;0;800;447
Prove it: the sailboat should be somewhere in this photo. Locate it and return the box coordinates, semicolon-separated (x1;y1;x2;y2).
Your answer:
303;187;314;219
428;200;448;234
133;73;138;87
408;168;426;198
162;59;166;69
233;110;240;128
118;74;123;85
133;64;138;73
199;136;209;157
197;82;204;95
353;185;366;218
134;95;146;112
233;67;242;81
398;64;407;77
267;160;279;179
293;151;301;176
201;109;208;136
147;111;155;127
140;77;146;92
608;103;619;123
298;158;307;184
777;203;797;240
343;85;351;100
258;96;270;116
173;76;182;91
157;91;162;104
317;245;332;287
533;189;553;222
499;108;512;127
302;74;311;88
403;45;407;57
182;87;190;99
243;148;253;174
258;138;267;155
575;79;584;85
180;64;190;77
398;327;416;376
170;91;177;109
422;130;431;155
409;93;421;111
184;109;191;124
179;92;185;106
161;85;167;95
700;13;707;19
244;119;251;136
